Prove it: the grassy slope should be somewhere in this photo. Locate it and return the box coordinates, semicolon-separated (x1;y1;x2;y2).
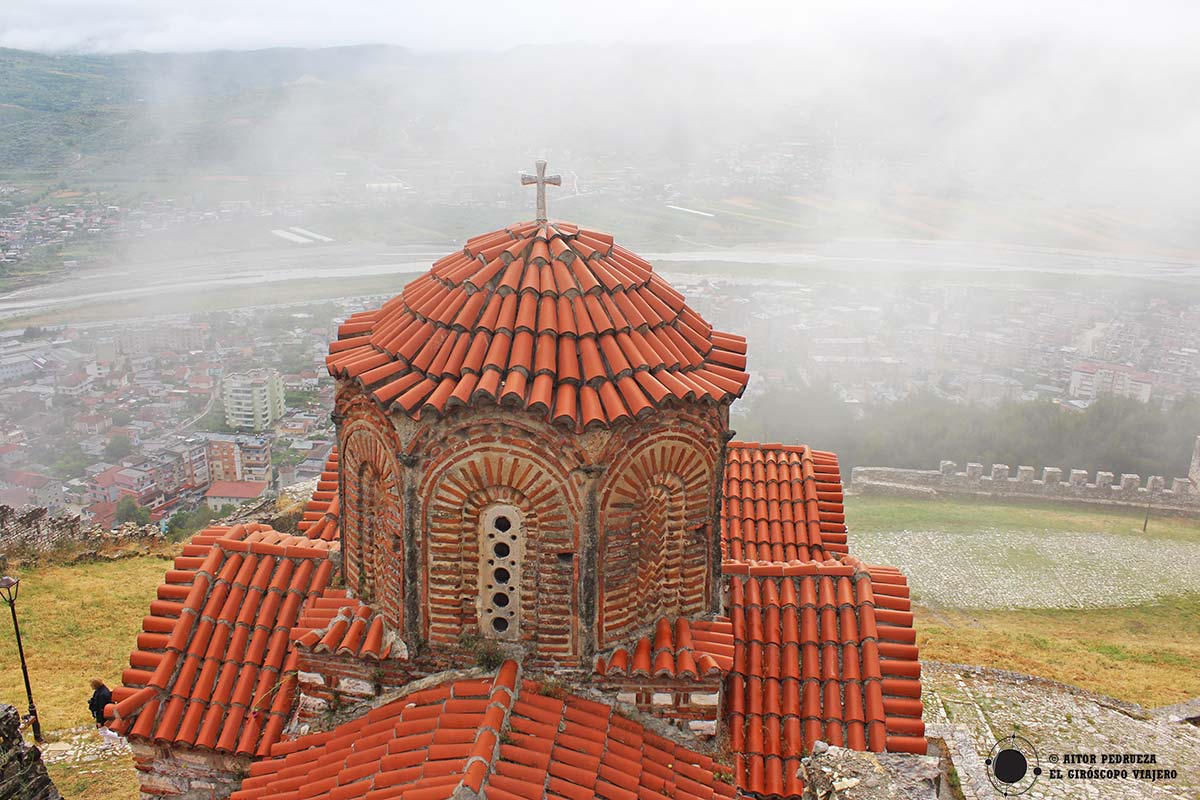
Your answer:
0;556;171;799
0;556;173;731
846;495;1200;707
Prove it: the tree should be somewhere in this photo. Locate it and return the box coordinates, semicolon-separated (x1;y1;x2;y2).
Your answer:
115;496;150;526
104;434;133;461
111;409;132;426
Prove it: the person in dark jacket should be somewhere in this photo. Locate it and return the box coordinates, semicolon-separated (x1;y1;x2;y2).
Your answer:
88;679;112;727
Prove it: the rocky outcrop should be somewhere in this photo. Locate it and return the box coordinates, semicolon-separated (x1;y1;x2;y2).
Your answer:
0;704;61;800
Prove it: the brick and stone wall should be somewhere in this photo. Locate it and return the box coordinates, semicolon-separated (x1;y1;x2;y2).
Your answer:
333;381;731;669
129;741;250;800
851;449;1199;515
590;676;723;736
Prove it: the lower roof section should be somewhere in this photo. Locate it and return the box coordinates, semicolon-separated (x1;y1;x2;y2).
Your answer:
108;523;338;757
232;660;737;800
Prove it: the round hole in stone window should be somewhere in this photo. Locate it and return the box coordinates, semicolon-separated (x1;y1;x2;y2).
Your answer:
491;617;509;633
494;542;511;558
492;592;510;607
493;567;511;584
494;516;512;532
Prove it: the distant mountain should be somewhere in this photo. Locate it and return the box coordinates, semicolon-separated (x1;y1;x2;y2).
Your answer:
1;42;1198;254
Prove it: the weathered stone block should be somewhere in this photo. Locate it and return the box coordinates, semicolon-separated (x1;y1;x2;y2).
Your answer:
1069;469;1089;487
1095;472;1114;488
1015;466;1035;482
1042;467;1063;484
691;691;720;707
990;464;1009;481
939;461;957;476
1172;477;1191;495
965;463;983;480
1147;476;1165;492
1120;473;1140;491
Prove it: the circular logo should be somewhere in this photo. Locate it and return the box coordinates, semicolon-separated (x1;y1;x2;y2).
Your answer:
985;733;1041;796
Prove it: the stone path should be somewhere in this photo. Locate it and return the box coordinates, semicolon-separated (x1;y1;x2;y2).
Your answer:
923;662;1200;799
852;529;1200;608
39;724;130;768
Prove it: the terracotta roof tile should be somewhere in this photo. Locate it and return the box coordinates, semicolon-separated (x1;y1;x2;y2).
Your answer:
295;449;341;541
232;661;735;800
724;565;926;797
722;443;849;564
108;523;337;757
595;617;733;680
292;589;394;660
327;222;748;429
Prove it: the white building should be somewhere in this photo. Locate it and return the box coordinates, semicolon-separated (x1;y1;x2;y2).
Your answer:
222;369;285;431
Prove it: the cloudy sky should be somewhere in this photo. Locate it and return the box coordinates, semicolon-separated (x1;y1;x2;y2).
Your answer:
1;0;1196;53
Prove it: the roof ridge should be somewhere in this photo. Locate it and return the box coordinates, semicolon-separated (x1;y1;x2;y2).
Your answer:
458;660;521;798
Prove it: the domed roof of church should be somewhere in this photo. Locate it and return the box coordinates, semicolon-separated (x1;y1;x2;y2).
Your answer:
326;220;749;428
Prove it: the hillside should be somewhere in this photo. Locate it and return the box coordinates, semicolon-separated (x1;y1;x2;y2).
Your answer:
2;42;1200;255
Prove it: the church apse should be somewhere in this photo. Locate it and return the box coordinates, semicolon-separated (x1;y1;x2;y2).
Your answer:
336;395;405;631
416;418;585;663
597;411;725;648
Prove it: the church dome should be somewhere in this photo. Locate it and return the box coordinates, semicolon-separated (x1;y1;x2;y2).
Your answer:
327;220;749;428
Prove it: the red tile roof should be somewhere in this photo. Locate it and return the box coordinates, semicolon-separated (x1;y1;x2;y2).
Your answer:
292;589;392;660
295;449;340;541
108;523;338;757
722;443;848;564
326;221;749;429
723;565;925;797
595;617;733;680
206;480;269;499
232;661;737;800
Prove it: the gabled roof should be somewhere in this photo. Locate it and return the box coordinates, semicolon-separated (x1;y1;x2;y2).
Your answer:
722;443;848;564
205;480;269;499
231;661;737;800
722;562;925;797
326;221;749;429
108;524;338;757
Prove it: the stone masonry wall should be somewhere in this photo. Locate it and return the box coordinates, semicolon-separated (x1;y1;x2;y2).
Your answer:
129;740;250;800
851;458;1199;514
0;704;60;800
0;505;163;560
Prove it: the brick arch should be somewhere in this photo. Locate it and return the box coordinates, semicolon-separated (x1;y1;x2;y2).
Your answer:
597;428;720;647
420;435;583;661
338;396;405;630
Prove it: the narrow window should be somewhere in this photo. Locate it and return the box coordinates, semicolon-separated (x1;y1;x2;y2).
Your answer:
479;504;521;640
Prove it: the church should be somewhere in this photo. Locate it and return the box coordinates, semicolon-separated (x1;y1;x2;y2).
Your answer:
107;163;926;800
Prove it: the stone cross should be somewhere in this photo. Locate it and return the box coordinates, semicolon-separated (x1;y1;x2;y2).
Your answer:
521;159;561;222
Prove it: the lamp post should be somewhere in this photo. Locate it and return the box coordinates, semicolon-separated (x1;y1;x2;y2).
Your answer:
0;576;43;743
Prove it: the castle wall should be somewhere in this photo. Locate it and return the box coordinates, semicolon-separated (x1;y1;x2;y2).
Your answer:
0;505;162;561
852;457;1199;514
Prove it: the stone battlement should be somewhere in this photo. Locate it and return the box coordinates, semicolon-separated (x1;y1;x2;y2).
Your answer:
851;461;1198;513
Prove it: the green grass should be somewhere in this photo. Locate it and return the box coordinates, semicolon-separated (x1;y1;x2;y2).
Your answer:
847;494;1200;542
0;556;174;732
